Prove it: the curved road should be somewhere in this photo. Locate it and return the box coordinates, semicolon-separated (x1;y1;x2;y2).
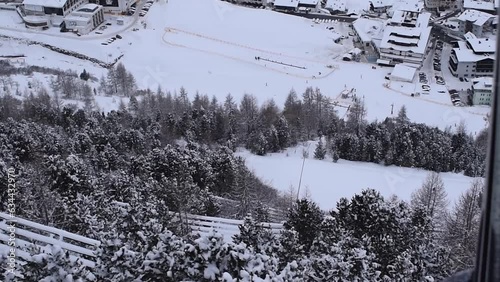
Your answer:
0;0;145;41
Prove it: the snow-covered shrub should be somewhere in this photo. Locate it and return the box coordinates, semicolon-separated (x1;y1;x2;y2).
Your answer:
21;244;95;282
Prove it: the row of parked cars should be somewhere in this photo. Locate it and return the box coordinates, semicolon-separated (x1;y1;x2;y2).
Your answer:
433;40;443;71
449;89;465;107
128;0;154;16
139;1;154;17
419;72;428;84
435;75;445;85
101;34;122;46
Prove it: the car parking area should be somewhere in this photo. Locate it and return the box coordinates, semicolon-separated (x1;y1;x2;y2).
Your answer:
433;40;443;72
140;0;155;17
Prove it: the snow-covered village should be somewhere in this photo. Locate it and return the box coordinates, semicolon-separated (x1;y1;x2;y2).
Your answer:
0;0;498;280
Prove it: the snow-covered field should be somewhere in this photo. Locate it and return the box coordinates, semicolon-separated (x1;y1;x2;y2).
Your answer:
0;0;489;134
237;141;479;211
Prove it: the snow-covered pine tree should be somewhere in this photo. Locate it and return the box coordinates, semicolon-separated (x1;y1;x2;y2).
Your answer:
275;115;291;150
313;137;326;160
266;125;280;153
233;215;274;253
396;105;409;124
105;66;118;96
247;130;268;156
79;69;90;81
283;198;324;253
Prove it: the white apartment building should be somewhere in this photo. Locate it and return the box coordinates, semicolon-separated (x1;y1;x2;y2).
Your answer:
471;76;493;105
457;9;495;37
376;11;432;68
448;32;495;79
64;3;104;34
23;0;87;17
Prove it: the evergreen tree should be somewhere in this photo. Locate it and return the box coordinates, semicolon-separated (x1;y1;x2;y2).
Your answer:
314;137;327;160
275;115;291;150
283;198;324;252
106;66;118;95
233;215;274;253
80;69;90;81
128;95;139;115
396;105;409;124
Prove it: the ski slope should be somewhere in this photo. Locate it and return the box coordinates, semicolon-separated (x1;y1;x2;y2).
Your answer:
236;141;480;211
0;0;490;133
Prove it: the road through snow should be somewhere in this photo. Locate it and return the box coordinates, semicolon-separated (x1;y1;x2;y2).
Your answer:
0;0;145;41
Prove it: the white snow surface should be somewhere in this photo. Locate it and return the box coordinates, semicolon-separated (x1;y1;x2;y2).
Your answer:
0;0;490;134
236;141;481;211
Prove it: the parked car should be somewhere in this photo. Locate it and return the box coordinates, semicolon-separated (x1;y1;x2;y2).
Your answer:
459;77;464;82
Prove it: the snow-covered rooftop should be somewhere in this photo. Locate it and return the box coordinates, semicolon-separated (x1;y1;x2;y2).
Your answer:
350;47;362;54
463;0;499;11
457;9;495;26
370;0;391;8
453;46;495;62
274;0;299;7
379;25;431;55
390;10;430;28
352;18;384;43
391;0;424;13
325;0;346;11
298;0;318;5
76;3;100;13
23;0;67;8
390;64;416;81
64;15;90;22
465;32;496;53
472;76;494;91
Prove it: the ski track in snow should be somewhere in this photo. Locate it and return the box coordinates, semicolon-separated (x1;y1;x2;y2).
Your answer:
162;28;339;79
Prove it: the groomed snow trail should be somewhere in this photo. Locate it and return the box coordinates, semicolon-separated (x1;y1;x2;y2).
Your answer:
162;27;338;79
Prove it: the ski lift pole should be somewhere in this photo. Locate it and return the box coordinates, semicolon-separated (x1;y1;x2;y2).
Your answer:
297;143;311;201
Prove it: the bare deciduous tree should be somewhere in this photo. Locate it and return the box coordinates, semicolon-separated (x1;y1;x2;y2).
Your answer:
444;178;484;270
411;172;449;231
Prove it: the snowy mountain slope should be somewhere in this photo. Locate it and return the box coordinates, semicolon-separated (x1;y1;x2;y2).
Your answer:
236;141;479;210
0;0;489;134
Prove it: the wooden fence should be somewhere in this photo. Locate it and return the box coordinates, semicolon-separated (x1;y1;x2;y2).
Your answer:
0;212;100;268
173;212;284;241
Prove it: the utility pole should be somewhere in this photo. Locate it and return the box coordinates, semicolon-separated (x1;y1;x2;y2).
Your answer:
297;156;306;201
297;143;311;201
